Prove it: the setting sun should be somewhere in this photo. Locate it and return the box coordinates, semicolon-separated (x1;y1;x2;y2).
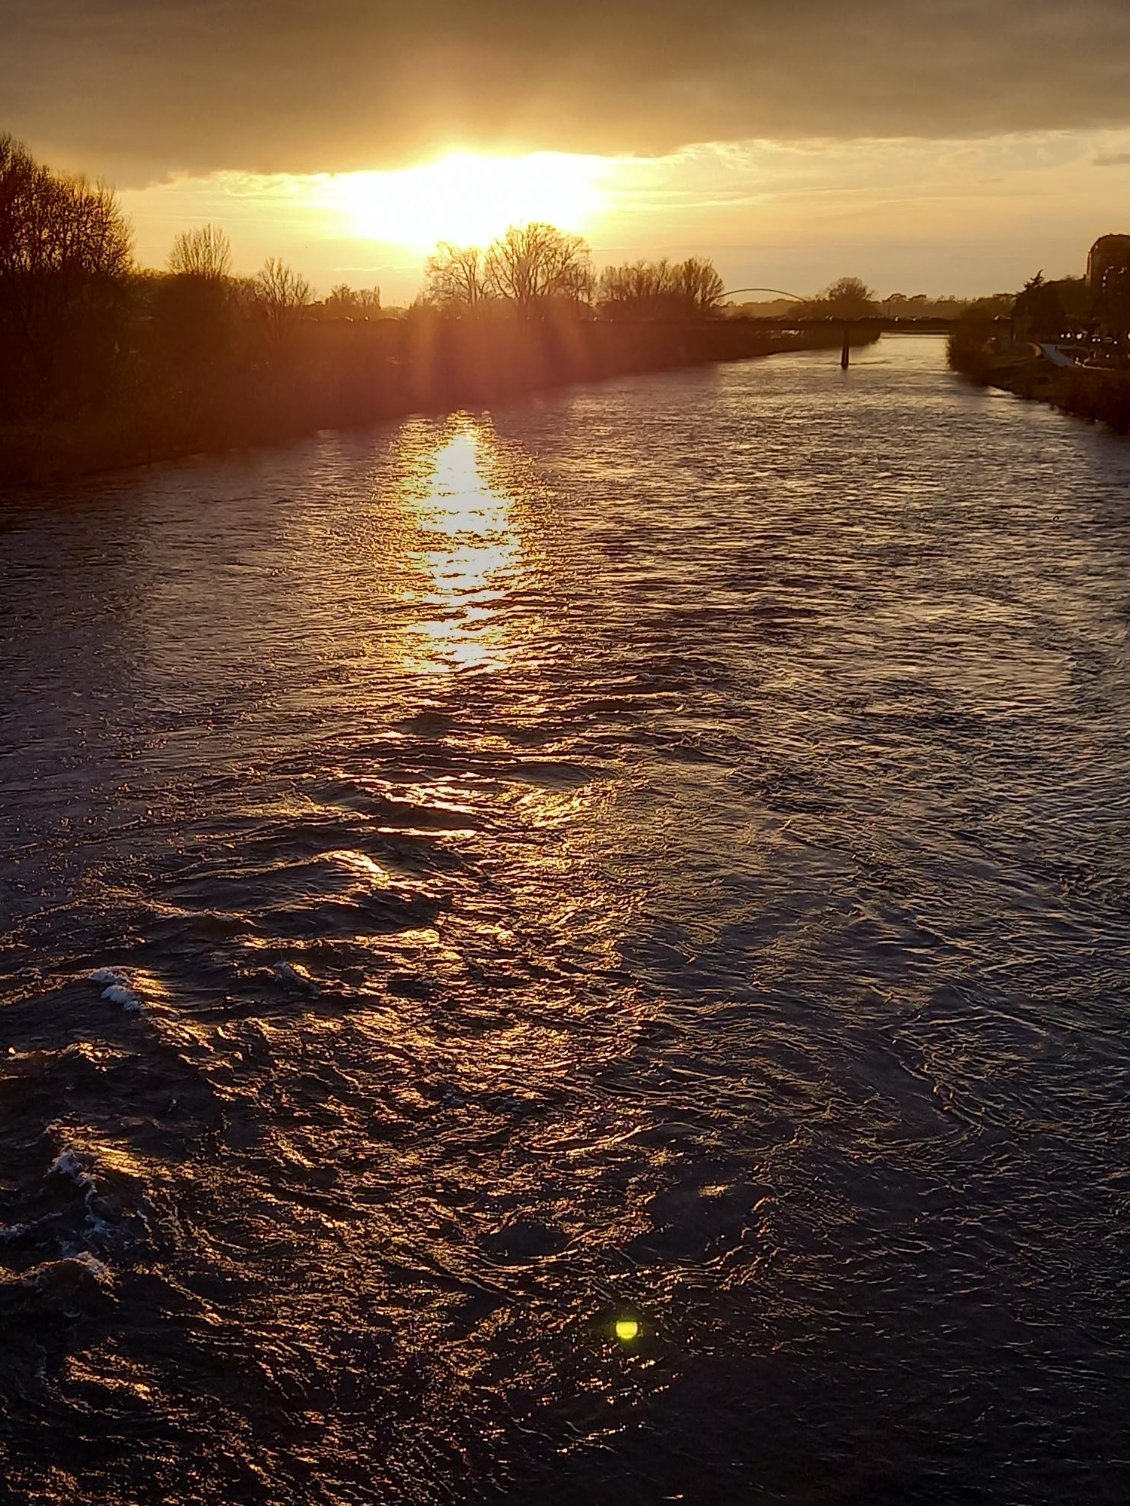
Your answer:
322;151;609;249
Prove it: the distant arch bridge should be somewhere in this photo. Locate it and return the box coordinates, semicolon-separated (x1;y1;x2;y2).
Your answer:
720;287;810;303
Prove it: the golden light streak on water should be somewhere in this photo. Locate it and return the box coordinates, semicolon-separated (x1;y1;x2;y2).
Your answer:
396;421;523;677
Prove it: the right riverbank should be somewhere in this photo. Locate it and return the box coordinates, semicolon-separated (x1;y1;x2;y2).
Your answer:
948;327;1130;434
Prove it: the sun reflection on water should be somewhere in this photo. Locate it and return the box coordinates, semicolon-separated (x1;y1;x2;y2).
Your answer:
397;420;523;676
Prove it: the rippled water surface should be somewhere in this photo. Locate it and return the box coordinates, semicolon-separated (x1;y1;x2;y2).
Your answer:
2;337;1129;1504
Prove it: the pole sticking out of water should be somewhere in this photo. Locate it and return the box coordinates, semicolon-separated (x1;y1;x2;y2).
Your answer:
841;324;851;369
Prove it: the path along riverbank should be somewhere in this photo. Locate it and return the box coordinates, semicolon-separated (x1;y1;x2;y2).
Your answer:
948;331;1130;434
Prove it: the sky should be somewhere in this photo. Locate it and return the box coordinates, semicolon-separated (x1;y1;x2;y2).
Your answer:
6;0;1130;301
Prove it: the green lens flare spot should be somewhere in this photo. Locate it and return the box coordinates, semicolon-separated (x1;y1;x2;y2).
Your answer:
614;1318;640;1343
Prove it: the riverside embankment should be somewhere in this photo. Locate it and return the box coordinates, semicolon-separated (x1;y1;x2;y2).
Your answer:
948;326;1130;432
0;316;876;487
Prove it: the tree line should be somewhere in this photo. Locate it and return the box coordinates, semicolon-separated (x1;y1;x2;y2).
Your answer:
0;134;744;431
1011;266;1130;343
0;136;331;423
950;244;1130;362
422;228;726;318
0;134;896;480
2;129;1007;438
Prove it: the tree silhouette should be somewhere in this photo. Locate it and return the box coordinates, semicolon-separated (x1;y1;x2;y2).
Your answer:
597;256;723;317
168;224;232;280
1016;271;1095;340
0;135;131;292
323;283;382;318
253;257;312;320
424;243;489;309
670;257;724;315
799;277;879;319
483;223;592;313
0;134;132;414
157;226;238;377
598;259;676;317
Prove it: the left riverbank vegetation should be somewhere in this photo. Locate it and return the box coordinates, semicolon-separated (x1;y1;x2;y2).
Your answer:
0;136;889;484
948;234;1130;433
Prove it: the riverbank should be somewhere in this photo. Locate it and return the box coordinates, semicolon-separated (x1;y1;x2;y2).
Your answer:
1;318;878;488
947;330;1130;433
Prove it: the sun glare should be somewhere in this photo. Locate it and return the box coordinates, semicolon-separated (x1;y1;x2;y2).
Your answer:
324;152;608;249
397;422;522;676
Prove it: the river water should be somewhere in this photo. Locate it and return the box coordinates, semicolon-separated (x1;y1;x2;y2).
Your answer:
1;336;1128;1504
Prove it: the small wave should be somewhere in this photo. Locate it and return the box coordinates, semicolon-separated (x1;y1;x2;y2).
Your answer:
49;1147;118;1246
22;1249;112;1293
88;968;144;1012
0;1251;116;1323
271;959;319;992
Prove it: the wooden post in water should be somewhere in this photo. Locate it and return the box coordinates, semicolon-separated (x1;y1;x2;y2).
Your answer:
841;322;851;369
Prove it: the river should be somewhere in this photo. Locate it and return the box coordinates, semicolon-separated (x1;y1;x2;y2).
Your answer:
1;335;1128;1504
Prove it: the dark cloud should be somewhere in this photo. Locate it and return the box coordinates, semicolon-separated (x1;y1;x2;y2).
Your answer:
1094;152;1130;166
6;0;1130;183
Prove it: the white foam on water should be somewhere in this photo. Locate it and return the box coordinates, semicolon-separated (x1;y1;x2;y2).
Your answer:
49;1149;91;1185
272;960;318;991
102;984;143;1011
48;1147;124;1245
88;968;144;1012
66;1250;111;1282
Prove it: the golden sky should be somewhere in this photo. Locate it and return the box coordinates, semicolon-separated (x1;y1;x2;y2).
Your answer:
10;1;1130;299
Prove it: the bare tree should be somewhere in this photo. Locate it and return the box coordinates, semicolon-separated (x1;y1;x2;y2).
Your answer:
0;134;133;411
598;259;673;317
253;257;312;320
670;257;724;316
484;224;592;313
597;255;723;317
168;224;232;279
324;283;357;318
0;136;131;286
423;242;489;309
